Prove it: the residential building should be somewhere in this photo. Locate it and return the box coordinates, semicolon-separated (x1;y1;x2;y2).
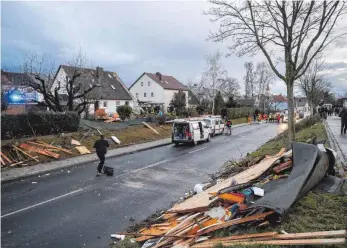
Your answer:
269;94;288;111
1;70;45;114
294;97;310;113
129;72;188;112
51;65;135;116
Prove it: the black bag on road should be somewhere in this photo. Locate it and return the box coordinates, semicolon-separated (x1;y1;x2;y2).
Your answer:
103;165;114;176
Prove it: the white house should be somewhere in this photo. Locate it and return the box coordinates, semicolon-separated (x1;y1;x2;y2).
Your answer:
51;65;136;115
294;97;311;113
129;72;188;112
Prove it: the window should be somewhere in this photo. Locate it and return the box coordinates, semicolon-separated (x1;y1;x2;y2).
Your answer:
110;85;115;90
116;100;120;106
103;101;108;108
141;82;143;86
136;93;139;98
148;81;151;86
151;92;154;97
144;93;147;97
125;101;129;105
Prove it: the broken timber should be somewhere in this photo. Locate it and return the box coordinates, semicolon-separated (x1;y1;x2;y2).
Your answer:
142;122;159;135
0;152;12;163
19;144;59;159
13;145;40;162
26;141;73;154
168;149;288;213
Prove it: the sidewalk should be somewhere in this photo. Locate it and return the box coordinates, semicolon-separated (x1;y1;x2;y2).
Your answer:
325;116;347;174
1;122;251;183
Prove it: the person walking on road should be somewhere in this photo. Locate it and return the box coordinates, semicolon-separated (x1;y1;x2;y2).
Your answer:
93;135;109;176
339;106;347;135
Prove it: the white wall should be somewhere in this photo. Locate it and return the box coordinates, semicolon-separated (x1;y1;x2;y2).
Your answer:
95;100;133;115
51;67;68;94
163;89;189;112
129;74;164;104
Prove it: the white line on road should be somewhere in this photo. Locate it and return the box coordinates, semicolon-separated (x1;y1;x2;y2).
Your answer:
188;147;207;154
1;188;83;218
114;159;168;178
220;138;230;143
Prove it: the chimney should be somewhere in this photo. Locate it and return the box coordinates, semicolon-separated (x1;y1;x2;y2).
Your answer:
156;72;162;81
96;66;103;78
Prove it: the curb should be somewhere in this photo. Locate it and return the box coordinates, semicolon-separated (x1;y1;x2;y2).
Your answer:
323;121;346;176
1;141;172;184
1;122;250;184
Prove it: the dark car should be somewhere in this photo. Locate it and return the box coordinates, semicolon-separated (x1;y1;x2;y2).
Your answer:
299;111;304;119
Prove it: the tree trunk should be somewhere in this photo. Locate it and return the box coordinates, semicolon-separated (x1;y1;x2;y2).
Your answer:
287;82;295;142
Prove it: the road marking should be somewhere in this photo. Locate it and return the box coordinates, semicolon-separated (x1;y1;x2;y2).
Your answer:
1;188;83;218
220;138;230;143
189;147;207;154
114;160;168;178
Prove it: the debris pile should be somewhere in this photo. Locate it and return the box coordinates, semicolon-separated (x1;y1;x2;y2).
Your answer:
113;142;344;247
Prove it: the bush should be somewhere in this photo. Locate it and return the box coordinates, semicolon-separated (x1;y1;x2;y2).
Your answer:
1;111;80;140
226;107;254;119
117;105;132;120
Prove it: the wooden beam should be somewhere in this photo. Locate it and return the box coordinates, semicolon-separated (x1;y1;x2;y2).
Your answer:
197;211;275;236
19;144;59;159
0;152;12;163
116;232;195;239
193;238;346;247
13;146;40;162
26;141;72;154
0;157;5;165
276;230;347;239
142;122;159;135
204;232;278;242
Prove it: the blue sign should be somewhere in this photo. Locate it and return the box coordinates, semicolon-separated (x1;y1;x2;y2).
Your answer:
3;86;39;105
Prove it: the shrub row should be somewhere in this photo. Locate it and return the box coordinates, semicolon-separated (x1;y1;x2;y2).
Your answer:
225;107;254;119
1;111;81;140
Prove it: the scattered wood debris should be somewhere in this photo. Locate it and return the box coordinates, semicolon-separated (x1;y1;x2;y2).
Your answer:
71;139;81;146
75;146;91;154
142;122;159;135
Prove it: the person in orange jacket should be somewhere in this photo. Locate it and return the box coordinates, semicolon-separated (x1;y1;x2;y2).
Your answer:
276;112;281;124
263;113;268;123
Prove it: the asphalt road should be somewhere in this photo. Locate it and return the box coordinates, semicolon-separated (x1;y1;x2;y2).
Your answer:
1;122;287;248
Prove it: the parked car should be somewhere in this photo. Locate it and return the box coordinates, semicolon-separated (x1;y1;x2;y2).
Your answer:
171;119;211;146
203;116;225;136
299;111;304;119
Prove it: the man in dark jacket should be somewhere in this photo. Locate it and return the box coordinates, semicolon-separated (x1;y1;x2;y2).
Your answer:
339;107;347;134
93;135;109;175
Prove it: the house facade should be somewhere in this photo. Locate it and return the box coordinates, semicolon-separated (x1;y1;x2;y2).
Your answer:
269;94;288;111
294;97;310;113
1;70;45;114
129;72;188;112
51;65;135;116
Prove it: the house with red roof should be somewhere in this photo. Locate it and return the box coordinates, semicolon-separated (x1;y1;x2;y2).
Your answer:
269;94;288;111
129;72;189;112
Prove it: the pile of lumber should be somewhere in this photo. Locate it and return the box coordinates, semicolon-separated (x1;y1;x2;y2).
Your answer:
114;148;301;247
1;140;73;168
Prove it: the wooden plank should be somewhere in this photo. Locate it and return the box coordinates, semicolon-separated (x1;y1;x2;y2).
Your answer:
117;232;195;239
142;122;159;135
10;161;25;167
0;152;12;163
276;230;347;239
75;146;91;155
19;144;59;159
193;238;346;247
71;139;81;146
27;141;73;154
168;158;279;213
197;211;275;236
203;232;278;242
13;145;40;162
0;157;5;165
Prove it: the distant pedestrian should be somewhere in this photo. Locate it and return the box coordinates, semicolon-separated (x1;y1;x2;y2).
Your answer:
339;106;347;135
93;135;109;176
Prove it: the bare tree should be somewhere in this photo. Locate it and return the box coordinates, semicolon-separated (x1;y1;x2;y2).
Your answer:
201;50;227;114
298;59;331;115
219;76;241;100
254;62;274;110
23;49;100;115
243;62;255;99
207;0;347;141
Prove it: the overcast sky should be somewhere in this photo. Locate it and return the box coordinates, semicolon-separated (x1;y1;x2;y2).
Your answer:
2;0;347;96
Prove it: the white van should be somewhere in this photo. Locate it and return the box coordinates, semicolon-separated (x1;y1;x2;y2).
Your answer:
203;116;225;136
172;120;211;145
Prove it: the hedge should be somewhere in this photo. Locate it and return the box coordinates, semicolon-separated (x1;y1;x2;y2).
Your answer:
226;107;254;119
1;111;81;140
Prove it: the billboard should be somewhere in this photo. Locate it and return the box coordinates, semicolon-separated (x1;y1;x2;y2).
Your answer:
2;85;40;105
